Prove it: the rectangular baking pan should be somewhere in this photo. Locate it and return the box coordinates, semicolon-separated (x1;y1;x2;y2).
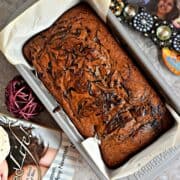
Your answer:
7;0;180;179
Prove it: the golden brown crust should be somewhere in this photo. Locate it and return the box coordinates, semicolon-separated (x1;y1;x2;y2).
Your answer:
23;3;173;168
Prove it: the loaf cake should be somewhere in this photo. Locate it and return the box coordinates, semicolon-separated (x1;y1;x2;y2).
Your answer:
23;3;174;168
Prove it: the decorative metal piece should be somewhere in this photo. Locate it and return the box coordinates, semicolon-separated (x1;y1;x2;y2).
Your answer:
133;11;154;33
110;0;180;53
156;25;172;41
115;10;121;17
110;0;125;17
123;4;138;21
151;21;174;47
173;34;180;53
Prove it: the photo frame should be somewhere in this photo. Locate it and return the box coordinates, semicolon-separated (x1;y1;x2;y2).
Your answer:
127;0;180;29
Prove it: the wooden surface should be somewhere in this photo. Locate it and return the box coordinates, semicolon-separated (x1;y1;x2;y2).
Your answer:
0;0;179;180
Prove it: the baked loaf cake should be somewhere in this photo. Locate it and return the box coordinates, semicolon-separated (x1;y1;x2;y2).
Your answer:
23;3;173;168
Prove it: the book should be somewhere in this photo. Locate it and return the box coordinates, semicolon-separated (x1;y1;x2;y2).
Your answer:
0;114;79;180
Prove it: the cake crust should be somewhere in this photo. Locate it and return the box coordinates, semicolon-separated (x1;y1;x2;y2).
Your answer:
23;3;173;168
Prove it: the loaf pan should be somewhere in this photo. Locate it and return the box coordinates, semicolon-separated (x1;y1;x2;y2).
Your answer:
2;0;180;179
